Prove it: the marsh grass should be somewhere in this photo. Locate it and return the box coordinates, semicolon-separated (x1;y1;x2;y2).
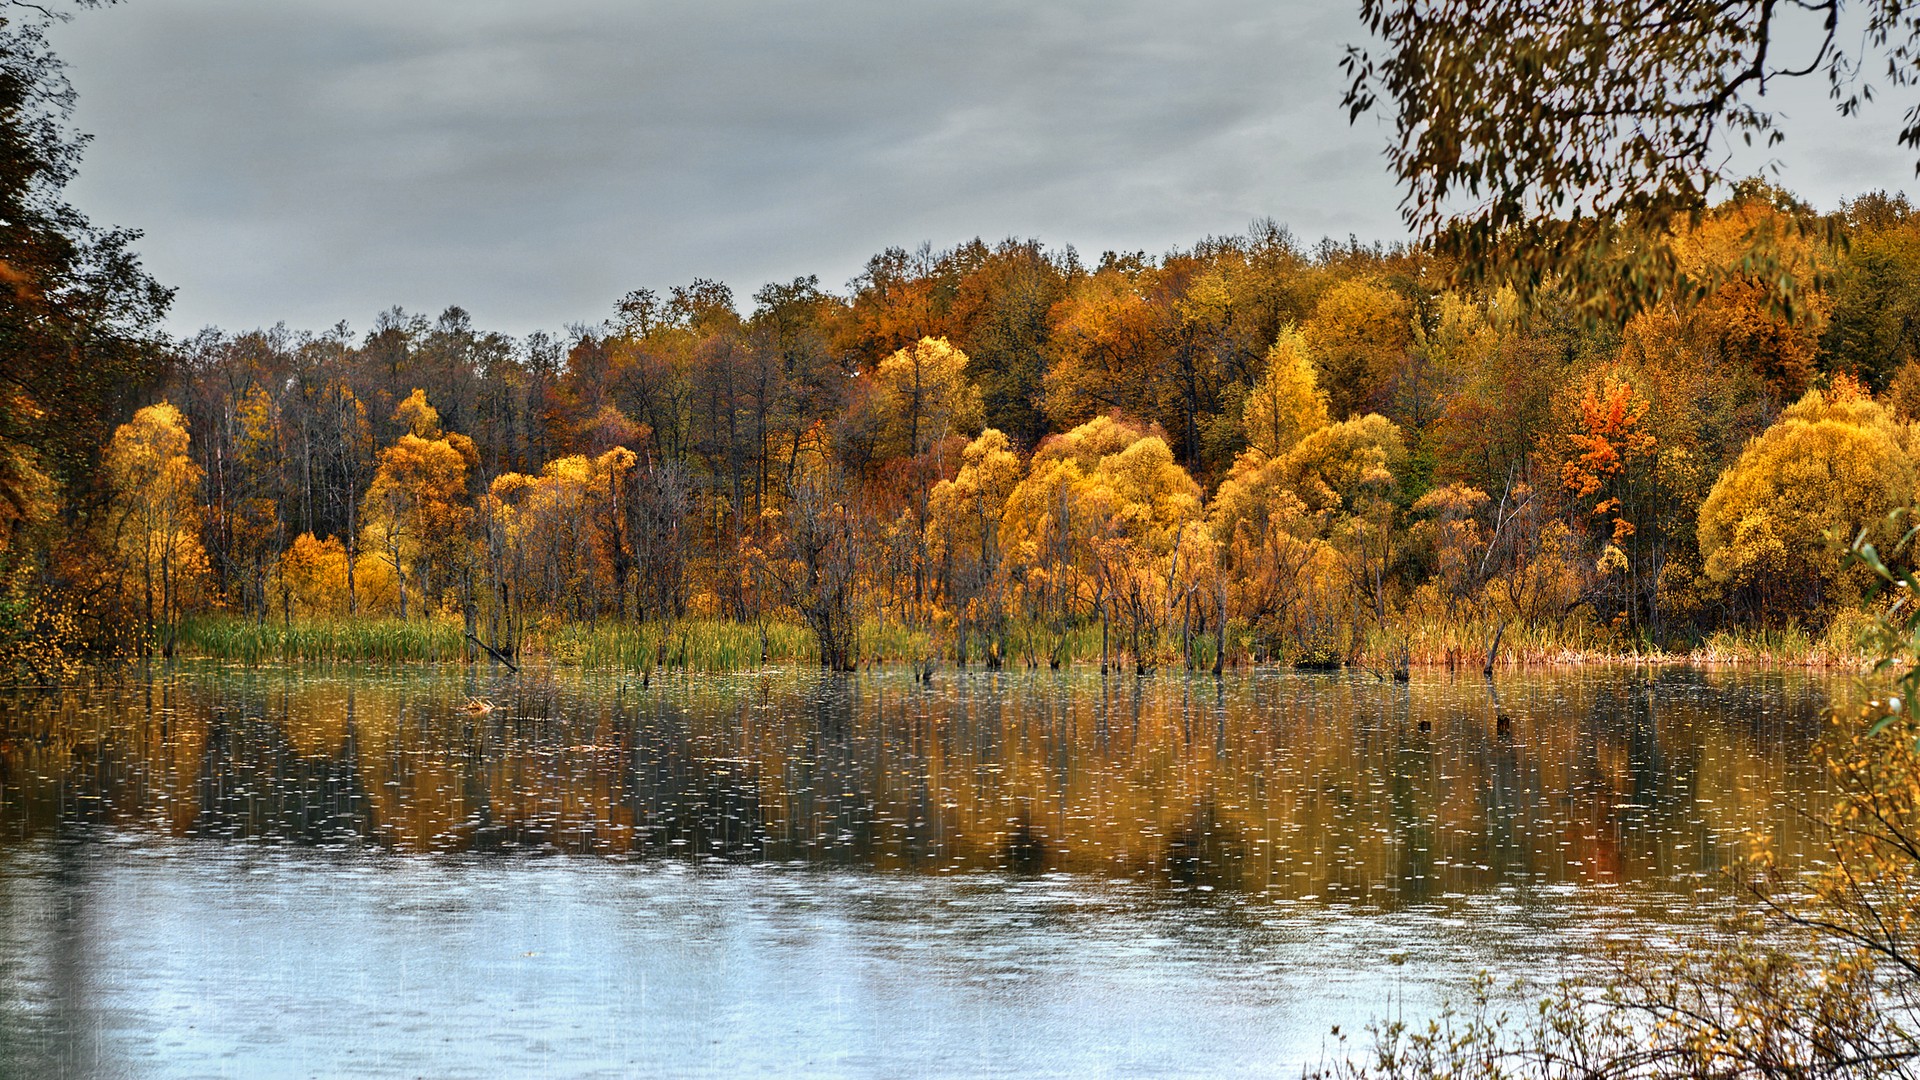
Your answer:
537;620;818;672
176;616;465;664
1353;613;1870;672
178;609;1869;672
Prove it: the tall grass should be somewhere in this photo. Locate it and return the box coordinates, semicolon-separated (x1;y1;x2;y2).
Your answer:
537;620;818;673
176;615;465;663
1351;611;1870;671
177;609;1871;672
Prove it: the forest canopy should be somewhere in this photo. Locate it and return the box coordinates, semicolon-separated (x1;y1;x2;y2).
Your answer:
7;184;1919;674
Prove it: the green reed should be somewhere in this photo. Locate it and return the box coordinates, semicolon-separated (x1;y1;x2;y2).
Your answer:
176;615;465;663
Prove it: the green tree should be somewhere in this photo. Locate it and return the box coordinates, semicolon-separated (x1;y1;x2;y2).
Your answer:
1821;192;1920;390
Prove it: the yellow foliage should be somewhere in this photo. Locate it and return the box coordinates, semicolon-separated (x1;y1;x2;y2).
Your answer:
362;392;475;617
1241;325;1329;461
393;387;442;438
1665;196;1833;402
927;428;1022;569
1083;434;1202;550
103;402;211;639
874;336;980;457
1302;276;1409;420
1000;414;1202;633
1410;483;1490;605
1486;518;1590;627
1042;268;1164;429
1698;381;1916;606
1209;451;1316;548
350;552;401;615
1278;413;1405;513
276;533;352;617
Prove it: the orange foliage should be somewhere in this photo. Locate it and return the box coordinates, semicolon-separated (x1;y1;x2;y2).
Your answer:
1561;374;1655;542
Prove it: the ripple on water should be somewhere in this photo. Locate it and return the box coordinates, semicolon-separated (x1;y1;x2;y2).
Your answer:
0;664;1843;1077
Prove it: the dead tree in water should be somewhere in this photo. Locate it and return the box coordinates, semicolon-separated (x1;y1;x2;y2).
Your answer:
1483;620;1507;677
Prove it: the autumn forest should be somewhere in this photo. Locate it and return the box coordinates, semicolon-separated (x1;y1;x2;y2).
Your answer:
9;177;1920;677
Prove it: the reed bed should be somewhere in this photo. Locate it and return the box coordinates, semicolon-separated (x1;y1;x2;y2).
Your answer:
175;610;1872;673
175;616;465;663
536;620;818;672
1353;613;1871;672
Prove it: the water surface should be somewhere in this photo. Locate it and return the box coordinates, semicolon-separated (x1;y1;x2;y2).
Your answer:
0;664;1842;1077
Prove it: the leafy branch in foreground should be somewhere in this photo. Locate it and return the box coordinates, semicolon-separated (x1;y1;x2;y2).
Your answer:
1341;0;1916;318
1846;511;1920;738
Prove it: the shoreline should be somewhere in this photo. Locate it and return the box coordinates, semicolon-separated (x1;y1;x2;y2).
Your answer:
1;614;1876;683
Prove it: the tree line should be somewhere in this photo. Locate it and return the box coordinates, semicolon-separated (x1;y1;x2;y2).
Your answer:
9;184;1920;672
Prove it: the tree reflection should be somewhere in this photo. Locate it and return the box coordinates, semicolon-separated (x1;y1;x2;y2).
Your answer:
0;667;1836;908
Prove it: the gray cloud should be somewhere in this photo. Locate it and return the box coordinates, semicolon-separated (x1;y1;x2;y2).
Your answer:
47;1;1918;340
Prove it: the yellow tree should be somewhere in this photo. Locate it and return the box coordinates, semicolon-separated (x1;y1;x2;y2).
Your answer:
1076;431;1203;670
1399;289;1498;432
927;428;1022;664
1278;413;1406;515
104;402;209;655
1042;267;1168;430
1408;483;1491;618
1698;378;1918;621
1001;414;1150;640
275;533;351;618
362;390;476;620
498;457;596;620
1001;414;1201;671
1241;325;1329;462
1302;276;1410;421
874;336;980;460
1889;359;1920;424
1209;455;1327;663
1209;410;1405;658
478;471;534;650
874;335;981;617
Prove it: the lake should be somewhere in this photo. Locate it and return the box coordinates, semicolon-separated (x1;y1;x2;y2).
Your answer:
0;664;1842;1078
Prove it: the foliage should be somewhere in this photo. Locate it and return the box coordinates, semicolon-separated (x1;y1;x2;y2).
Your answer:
1304;276;1409;421
14;187;1920;671
361;391;477;620
1700;380;1918;618
874;336;980;458
102;402;208;655
1242;325;1329;461
0;6;171;526
1340;0;1896;318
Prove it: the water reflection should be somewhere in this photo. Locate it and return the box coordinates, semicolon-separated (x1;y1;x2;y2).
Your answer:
0;665;1834;904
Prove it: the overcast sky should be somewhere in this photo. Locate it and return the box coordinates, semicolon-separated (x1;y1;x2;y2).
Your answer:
45;0;1920;341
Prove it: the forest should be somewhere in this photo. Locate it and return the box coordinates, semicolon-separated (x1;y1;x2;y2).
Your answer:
8;180;1920;677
